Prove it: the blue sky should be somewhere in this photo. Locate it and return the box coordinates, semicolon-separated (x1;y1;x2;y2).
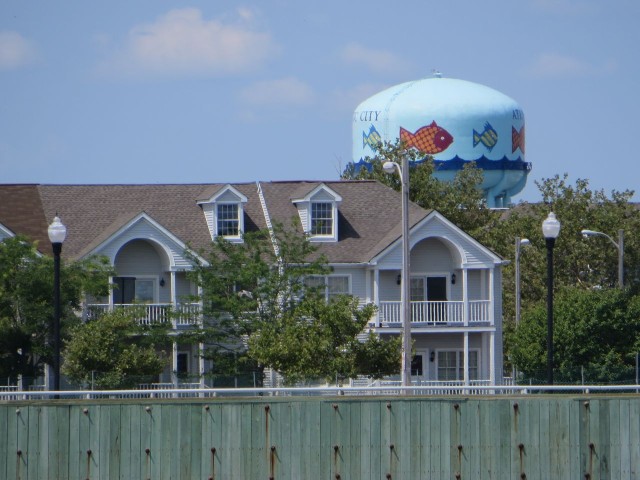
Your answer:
1;0;638;203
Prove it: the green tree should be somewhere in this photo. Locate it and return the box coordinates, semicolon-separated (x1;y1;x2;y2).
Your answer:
494;175;640;374
0;236;113;384
62;308;170;389
187;222;401;384
341;140;498;236
510;287;640;383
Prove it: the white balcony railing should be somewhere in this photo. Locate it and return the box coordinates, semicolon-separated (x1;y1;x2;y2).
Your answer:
85;303;201;326
378;300;490;326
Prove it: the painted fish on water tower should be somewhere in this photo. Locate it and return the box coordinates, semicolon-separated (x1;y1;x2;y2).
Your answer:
352;74;530;208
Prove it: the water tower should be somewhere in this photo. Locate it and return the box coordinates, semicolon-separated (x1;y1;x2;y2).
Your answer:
352;74;530;208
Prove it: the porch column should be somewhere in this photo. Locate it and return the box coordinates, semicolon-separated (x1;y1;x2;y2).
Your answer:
489;332;496;384
463;332;469;386
199;342;205;388
462;268;469;326
373;268;380;327
488;268;494;325
170;271;177;305
172;341;178;387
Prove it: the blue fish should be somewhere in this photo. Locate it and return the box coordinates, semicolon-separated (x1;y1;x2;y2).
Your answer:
473;122;498;151
362;124;382;150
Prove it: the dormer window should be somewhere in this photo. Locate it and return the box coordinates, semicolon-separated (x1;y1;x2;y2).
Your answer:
311;202;333;236
198;185;247;243
292;183;342;243
217;203;240;237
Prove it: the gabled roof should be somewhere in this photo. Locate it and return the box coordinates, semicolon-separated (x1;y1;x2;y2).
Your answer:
0;180;434;264
0;184;52;253
258;180;431;263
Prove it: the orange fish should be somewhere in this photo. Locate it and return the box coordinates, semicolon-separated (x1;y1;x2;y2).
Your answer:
399;121;453;154
512;126;525;154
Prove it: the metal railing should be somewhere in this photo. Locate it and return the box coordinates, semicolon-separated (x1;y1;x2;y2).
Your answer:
3;383;640;401
378;300;490;325
85;303;201;326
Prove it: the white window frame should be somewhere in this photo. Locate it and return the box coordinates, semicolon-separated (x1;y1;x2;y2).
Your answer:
310;201;335;238
435;349;480;381
305;274;351;302
134;275;158;304
215;202;242;240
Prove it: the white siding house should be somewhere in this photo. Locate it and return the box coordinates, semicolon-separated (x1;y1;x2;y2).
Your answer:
0;181;505;387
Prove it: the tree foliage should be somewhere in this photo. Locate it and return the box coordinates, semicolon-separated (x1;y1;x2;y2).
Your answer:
187;222;401;383
62;308;170;389
0;236;113;383
341;140;498;236
511;287;640;383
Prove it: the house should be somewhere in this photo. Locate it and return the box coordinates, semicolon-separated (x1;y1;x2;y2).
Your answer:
0;181;505;387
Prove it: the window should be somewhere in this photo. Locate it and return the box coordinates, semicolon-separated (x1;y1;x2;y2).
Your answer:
410;277;425;302
135;279;155;303
305;275;350;302
437;350;478;381
217;203;240;237
311;202;333;236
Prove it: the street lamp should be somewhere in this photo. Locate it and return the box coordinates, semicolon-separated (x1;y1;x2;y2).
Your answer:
580;229;624;288
542;212;560;385
514;237;530;327
383;156;411;388
48;215;67;392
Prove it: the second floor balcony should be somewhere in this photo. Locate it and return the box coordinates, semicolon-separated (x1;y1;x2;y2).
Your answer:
376;299;491;327
85;303;201;327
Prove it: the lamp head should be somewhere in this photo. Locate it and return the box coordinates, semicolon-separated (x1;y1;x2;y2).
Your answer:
520;238;530;247
48;216;67;244
542;212;561;240
382;161;398;174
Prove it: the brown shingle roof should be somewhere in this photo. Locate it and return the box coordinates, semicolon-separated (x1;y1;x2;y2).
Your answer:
0;181;430;263
0;184;51;253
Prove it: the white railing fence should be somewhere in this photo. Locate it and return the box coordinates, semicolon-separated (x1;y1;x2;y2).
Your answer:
85;303;201;325
379;300;490;325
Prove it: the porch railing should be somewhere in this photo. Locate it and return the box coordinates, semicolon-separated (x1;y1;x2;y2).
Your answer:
378;300;491;326
85;303;201;326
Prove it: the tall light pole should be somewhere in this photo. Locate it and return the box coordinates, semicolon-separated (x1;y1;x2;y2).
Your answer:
580;229;624;288
514;237;530;327
48;215;67;392
383;157;412;388
542;212;560;385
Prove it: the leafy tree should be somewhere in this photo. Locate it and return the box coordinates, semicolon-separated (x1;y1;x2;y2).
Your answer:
494;175;640;375
510;287;640;383
248;295;399;383
341;140;498;236
0;236;113;384
62;308;170;389
186;222;401;384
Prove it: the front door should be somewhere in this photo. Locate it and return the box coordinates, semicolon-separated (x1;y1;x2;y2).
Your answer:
427;276;447;323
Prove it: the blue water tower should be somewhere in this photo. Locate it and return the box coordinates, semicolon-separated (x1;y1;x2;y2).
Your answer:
353;74;530;208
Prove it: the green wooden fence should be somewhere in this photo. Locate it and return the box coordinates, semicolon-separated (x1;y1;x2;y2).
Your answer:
1;395;640;479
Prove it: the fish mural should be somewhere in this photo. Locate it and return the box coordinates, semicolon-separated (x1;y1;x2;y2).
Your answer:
362;124;382;151
473;122;498;152
399;121;453;154
512;126;525;154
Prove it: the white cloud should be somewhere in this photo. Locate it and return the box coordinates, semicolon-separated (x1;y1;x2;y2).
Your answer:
340;43;410;74
523;52;616;78
0;31;36;70
238;77;315;106
97;8;279;78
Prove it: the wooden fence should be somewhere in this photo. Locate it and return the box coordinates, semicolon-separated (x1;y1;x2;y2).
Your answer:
1;395;639;479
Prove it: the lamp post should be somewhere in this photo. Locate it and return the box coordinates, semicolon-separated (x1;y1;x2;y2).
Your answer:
383;156;411;388
514;237;530;327
580;229;624;288
48;215;67;392
542;212;560;385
